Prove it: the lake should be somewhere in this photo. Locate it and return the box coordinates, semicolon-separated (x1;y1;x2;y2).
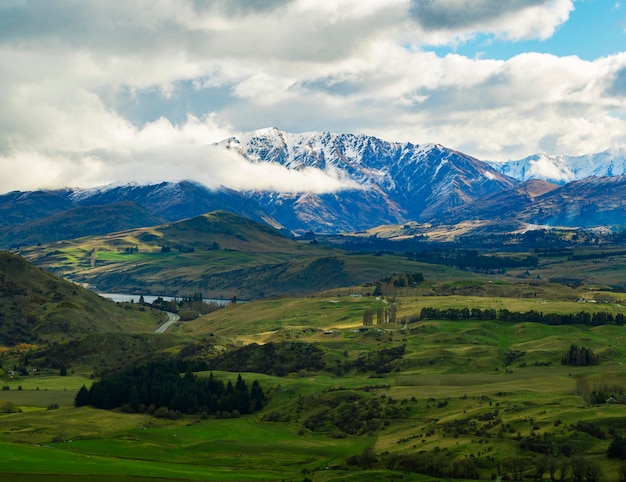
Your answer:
96;292;234;306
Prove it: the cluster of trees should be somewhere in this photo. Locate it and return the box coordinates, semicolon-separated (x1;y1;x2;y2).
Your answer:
377;273;424;288
75;360;265;416
419;307;625;326
570;249;626;261
562;344;599;367
148;292;225;320
352;449;606;481
382;451;479;479
362;303;398;326
349;345;406;374
160;245;207;253
275;390;410;437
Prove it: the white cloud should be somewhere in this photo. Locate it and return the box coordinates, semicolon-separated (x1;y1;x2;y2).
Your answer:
0;0;626;195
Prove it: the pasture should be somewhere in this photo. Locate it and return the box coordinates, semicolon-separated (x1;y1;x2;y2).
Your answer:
3;306;626;479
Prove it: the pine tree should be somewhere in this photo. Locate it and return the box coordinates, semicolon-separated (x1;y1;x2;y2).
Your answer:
74;385;90;407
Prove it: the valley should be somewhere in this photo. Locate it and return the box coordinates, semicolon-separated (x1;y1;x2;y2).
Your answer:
2;288;626;480
2;131;626;480
3;223;626;480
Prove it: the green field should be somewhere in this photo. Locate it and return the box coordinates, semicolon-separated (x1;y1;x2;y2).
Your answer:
7;232;626;480
3;306;626;480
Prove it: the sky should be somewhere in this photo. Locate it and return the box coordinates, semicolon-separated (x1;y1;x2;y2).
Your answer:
1;0;626;193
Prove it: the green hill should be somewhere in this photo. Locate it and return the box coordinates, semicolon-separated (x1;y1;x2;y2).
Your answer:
0;252;161;345
18;211;453;298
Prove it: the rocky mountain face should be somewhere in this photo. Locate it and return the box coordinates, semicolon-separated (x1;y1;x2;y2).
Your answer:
432;176;626;229
3;130;626;241
234;128;516;232
487;147;626;184
519;175;626;228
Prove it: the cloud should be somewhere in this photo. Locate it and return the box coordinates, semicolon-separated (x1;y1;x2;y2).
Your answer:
609;66;626;97
0;0;626;195
0;112;359;194
409;0;574;43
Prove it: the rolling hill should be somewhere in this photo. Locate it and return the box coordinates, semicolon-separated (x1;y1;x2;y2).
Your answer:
0;252;161;345
17;211;473;299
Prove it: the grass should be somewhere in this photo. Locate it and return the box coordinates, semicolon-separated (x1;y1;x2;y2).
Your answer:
0;406;370;481
4;265;626;480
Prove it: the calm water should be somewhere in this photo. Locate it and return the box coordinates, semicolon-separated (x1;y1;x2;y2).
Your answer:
96;292;233;306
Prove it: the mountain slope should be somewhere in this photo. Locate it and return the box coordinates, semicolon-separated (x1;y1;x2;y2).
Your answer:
0;190;75;227
0;201;164;247
432;179;559;225
232;128;516;232
518;175;626;227
0;252;156;344
72;180;283;229
0;181;286;248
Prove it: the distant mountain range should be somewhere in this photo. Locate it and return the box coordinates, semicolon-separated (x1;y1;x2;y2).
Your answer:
487;147;626;184
1;129;626;245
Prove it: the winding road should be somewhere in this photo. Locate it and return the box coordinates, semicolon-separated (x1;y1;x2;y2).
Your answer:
155;311;180;334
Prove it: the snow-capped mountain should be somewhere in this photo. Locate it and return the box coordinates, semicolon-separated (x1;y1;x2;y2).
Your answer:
229;128;516;232
487;147;626;184
8;128;626;238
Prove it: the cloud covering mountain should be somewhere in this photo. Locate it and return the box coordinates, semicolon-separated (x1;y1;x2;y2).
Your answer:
1;1;626;194
488;147;626;184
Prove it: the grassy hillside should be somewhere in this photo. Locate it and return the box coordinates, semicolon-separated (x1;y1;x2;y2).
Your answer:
2;295;626;480
0;252;164;344
6;215;626;480
17;211;477;298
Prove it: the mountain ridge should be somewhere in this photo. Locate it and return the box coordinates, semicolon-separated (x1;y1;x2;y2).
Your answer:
235;128;516;231
2;130;626;238
487;147;626;184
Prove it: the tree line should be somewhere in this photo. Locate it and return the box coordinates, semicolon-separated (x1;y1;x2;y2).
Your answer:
75;360;266;417
419;307;625;326
405;250;539;272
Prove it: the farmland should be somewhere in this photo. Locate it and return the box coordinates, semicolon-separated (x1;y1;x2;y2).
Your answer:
2;291;626;480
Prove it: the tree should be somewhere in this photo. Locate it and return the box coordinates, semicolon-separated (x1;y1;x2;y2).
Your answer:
128;384;140;413
609;434;626;459
373;283;382;297
362;309;374;327
571;457;602;482
75;385;90;407
619;460;626;482
532;455;549;481
503;457;528;481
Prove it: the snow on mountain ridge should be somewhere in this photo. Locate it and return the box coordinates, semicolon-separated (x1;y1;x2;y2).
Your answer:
235;128;515;231
488;148;626;184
